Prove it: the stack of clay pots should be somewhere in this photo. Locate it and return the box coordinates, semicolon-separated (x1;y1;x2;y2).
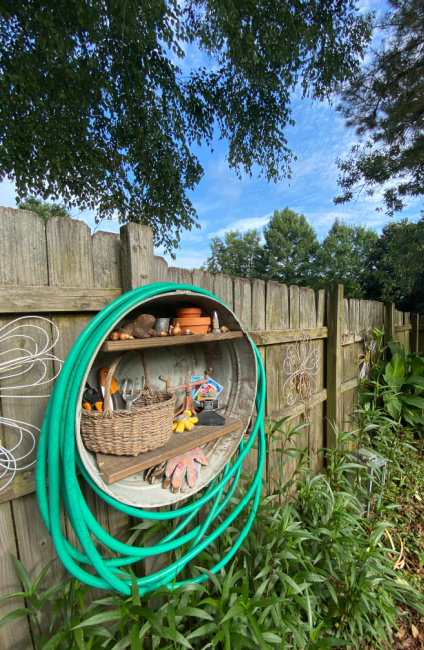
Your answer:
172;307;211;334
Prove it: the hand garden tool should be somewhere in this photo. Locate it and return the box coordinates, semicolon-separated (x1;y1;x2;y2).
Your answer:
121;377;142;410
144;460;167;484
158;368;213;416
82;383;103;412
98;366;125;410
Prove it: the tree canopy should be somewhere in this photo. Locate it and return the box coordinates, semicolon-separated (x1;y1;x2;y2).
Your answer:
311;219;377;298
335;0;424;217
201;208;423;309
261;208;319;286
18;196;70;220
367;218;424;312
202;229;261;279
0;0;372;252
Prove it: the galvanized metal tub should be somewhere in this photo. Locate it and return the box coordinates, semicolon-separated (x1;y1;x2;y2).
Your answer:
76;290;257;508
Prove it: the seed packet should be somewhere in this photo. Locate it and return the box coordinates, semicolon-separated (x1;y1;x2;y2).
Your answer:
190;375;223;407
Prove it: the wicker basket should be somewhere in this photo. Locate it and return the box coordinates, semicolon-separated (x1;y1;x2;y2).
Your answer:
80;351;176;456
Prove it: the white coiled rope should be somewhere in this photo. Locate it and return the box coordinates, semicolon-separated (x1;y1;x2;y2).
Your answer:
0;316;63;491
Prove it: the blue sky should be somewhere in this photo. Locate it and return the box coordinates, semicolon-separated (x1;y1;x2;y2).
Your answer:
0;0;421;270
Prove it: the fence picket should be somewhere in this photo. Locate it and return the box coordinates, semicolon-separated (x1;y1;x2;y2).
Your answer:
0;209;421;647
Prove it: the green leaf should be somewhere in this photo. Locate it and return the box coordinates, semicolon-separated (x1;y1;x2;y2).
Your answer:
385;396;401;420
411;356;424;376
110;634;131;650
0;591;29;605
195;567;222;592
73;611;123;629
312;638;351;648
39;578;73;606
186;622;219;640
246;610;272;650
262;631;283;644
42;630;72;650
405;375;424;388
73;627;87;650
178;606;214;621
211;629;225;646
221;602;245;623
399;394;424;408
130;622;140;650
230;632;264;649
130;571;140;608
198;597;220;611
384;354;405;378
32;558;57;592
0;608;32;630
11;555;32;593
174;631;193;648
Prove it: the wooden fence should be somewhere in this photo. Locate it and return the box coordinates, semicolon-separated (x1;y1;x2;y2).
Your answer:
0;207;422;649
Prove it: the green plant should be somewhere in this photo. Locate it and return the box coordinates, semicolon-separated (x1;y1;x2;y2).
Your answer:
358;333;424;434
2;420;424;649
0;557;108;649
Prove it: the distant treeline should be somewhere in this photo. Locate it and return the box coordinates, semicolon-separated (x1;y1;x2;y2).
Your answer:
201;207;424;313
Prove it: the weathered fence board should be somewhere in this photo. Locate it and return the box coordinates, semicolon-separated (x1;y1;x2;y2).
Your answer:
0;502;33;649
92;231;122;289
167;266;193;285
213;273;233;309
192;269;214;293
153;255;169;284
0;207;420;649
233;277;252;330
0;208;48;286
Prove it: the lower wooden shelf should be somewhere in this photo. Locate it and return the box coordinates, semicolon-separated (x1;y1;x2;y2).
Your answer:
96;417;242;485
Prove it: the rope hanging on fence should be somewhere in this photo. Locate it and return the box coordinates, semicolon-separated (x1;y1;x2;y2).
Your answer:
36;283;266;595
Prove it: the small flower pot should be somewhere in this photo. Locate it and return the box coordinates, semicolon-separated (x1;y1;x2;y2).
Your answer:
175;307;203;318
172;316;211;334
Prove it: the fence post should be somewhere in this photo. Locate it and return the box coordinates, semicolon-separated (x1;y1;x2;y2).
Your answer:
326;284;343;449
411;313;419;354
120;223;155;292
384;302;396;357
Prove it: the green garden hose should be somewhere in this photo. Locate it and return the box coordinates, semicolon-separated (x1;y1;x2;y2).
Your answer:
36;283;266;595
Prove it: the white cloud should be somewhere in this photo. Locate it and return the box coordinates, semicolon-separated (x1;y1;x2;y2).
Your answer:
211;213;273;238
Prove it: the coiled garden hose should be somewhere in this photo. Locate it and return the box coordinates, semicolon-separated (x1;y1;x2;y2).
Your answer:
36;283;266;595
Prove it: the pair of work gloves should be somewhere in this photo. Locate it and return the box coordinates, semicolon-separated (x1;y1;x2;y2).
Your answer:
145;446;208;493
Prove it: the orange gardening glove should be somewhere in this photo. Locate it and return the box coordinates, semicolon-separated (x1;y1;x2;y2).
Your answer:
163;447;208;493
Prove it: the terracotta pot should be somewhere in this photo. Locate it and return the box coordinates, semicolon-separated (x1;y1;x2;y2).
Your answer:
180;325;209;335
175;307;203;318
172;316;211;334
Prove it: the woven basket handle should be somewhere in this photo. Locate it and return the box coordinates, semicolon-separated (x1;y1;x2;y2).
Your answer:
102;353;126;417
139;351;151;390
102;350;152;416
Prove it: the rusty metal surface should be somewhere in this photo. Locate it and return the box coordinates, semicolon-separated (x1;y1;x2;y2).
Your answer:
76;291;257;509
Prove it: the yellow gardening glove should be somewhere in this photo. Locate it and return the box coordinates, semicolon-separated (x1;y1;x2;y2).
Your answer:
172;410;198;433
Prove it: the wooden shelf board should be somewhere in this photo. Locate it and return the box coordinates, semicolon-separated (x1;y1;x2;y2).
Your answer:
100;330;244;352
96;417;242;485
